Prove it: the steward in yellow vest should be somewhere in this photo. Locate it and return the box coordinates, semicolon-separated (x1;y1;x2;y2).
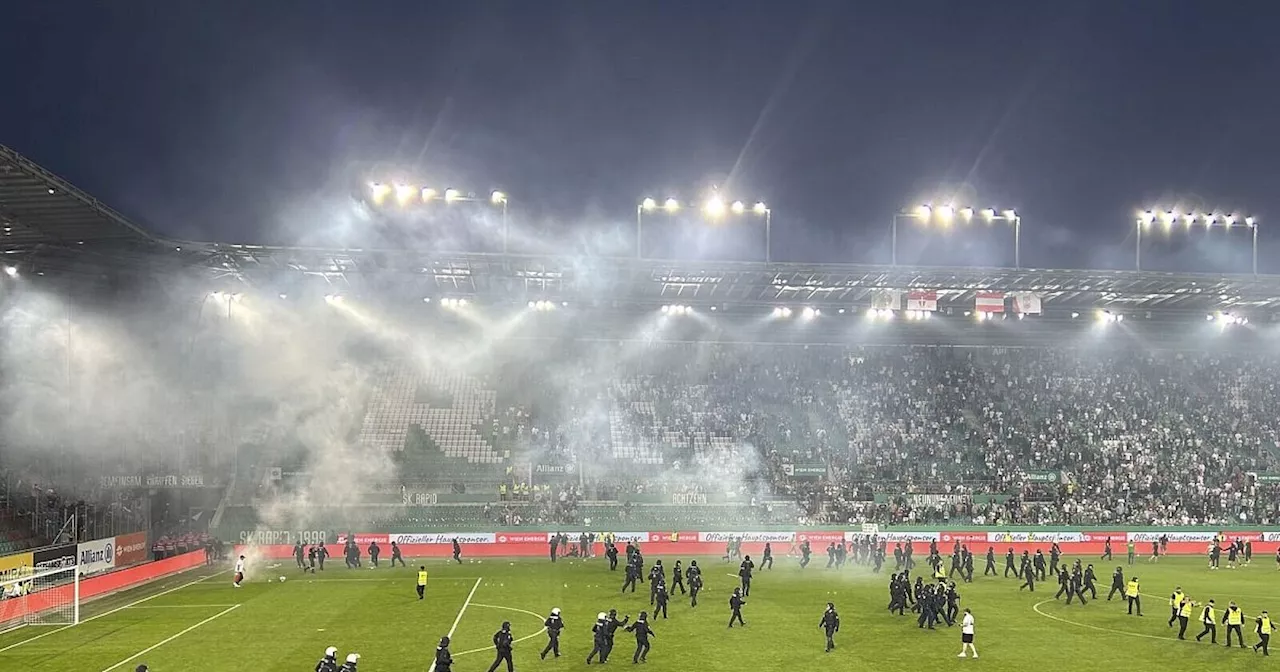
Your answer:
1196;600;1217;644
1124;578;1142;616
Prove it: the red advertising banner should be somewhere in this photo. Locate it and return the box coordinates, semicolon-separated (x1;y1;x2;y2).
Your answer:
336;534;390;545
939;532;988;544
646;532;700;543
114;532;149;567
795;531;845;544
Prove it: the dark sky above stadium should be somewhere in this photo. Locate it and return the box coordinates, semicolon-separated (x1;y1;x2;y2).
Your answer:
3;1;1278;270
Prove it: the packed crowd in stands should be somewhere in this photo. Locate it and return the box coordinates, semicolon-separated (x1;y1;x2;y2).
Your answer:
499;344;1280;527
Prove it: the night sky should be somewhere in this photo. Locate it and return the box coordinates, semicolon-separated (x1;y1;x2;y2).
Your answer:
2;1;1277;271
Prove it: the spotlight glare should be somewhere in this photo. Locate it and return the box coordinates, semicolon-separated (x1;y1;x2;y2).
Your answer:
663;198;680;212
981;208;996;221
731;200;746;214
490;190;507;204
394;184;416;203
529;301;537;309
421;187;438;201
704;196;726;217
915;204;932;220
937;204;955;222
1225;214;1238;226
444;188;461;203
370;183;391;201
753;202;768;215
959;208;974;221
641;197;657;211
1002;209;1018;221
1246;216;1256;227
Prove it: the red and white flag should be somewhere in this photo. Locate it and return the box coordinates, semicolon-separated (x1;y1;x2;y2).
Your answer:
1012;292;1042;315
906;290;938;312
975;292;1005;313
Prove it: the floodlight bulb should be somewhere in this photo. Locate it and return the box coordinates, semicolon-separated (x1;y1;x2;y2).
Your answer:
960;208;974;221
1002;209;1018;221
663;198;680;211
704;196;726;217
491;190;507;204
421;187;437;201
641;198;657;211
937;205;955;221
731;201;745;214
395;184;416;203
981;208;996;221
1182;213;1196;225
1225;214;1238;225
444;188;461;203
370;183;391;201
915;205;932;220
753;202;768;215
1246;216;1256;227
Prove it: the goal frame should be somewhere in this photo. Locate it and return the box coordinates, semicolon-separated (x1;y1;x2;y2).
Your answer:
0;565;81;632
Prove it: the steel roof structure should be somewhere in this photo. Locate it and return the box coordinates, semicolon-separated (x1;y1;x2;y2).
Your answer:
4;144;1280;317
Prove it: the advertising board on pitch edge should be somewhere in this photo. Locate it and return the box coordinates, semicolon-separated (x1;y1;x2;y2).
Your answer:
78;537;116;575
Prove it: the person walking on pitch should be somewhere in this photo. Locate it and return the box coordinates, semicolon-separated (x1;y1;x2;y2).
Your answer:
1125;577;1142;616
1224;601;1246;648
416;566;428;600
1196;600;1217;644
541;607;564;659
486;622;514;672
820;602;840;652
957;608;978;659
728;587;747;628
1256;610;1275;656
626;611;655;663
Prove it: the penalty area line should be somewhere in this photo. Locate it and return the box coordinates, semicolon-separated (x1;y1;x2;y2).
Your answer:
0;570;227;654
99;604;240;672
453;603;548;657
429;577;483;672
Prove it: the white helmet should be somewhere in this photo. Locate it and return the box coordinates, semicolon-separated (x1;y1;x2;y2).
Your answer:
325;646;338;657
346;653;360;663
551;607;561;615
597;612;608;620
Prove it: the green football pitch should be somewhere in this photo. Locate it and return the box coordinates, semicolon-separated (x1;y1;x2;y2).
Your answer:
1;554;1276;671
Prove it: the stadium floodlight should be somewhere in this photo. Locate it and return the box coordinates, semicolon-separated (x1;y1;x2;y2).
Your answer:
1136;206;1259;273
395;183;416;204
421;187;438;201
636;194;773;261
801;306;819;319
704;195;727;218
771;306;793;318
370;183;392;203
4;265;20;278
443;188;461;203
491;190;507;204
894;204;1023;267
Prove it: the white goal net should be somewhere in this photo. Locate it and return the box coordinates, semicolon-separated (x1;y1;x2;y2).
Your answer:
0;565;80;631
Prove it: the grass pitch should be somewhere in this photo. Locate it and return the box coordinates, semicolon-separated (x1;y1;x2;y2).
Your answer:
1;554;1277;671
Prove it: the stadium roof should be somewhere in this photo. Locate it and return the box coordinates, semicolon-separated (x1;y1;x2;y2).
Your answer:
5;144;1280;316
192;243;1280;315
0;145;158;250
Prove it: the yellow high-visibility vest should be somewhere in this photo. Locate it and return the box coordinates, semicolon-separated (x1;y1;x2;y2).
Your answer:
1178;600;1192;618
1203;607;1216;623
1125;580;1139;598
1262;616;1274;634
1227;609;1243;625
417;571;429;586
1170;591;1184;607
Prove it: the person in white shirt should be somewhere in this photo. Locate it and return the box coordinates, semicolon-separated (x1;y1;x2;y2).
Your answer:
233;555;246;588
958;608;977;658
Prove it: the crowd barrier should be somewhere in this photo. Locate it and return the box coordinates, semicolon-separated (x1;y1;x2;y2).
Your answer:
0;550;205;625
234;529;1280;561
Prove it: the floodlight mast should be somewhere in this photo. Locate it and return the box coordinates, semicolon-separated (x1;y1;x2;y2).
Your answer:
1134;209;1258;274
636;195;771;261
892;205;1021;268
369;183;509;251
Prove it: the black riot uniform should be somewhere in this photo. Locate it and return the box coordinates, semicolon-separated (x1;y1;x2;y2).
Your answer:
434;637;453;672
728;588;747;627
604;610;628;662
626;613;655;663
738;556;755;596
655;582;669;618
486;622;514;672
541;609;564;659
820;603;841;652
672;561;686;594
1107;567;1124;600
587;614;609;664
315;648;340;672
622;562;639;593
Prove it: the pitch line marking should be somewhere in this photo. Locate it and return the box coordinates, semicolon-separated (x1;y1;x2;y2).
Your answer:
453;603;548;657
428;577;483;672
0;570;226;654
127;604;241;609
1031;598;1258;645
98;604;240;672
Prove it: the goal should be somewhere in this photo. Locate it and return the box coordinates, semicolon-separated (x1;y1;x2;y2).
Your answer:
0;565;80;631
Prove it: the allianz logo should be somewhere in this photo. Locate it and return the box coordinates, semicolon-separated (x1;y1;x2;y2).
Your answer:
81;544;114;564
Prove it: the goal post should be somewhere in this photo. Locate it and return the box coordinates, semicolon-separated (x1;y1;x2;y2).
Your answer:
0;565;80;631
